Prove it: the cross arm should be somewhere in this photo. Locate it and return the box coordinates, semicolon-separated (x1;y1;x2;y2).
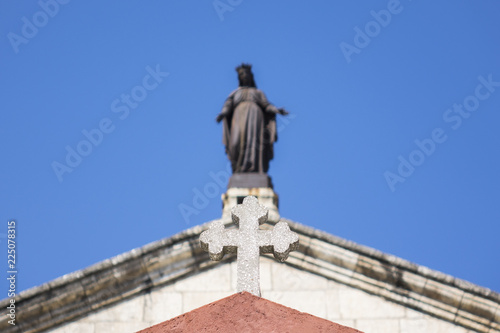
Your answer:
200;220;239;261
258;222;299;262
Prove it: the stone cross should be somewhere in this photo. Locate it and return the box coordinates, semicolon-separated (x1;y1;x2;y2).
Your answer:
200;196;299;296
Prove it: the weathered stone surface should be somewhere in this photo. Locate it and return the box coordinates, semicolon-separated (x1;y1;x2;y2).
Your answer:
270;259;327;291
143;291;183;323
399;318;471;333
51;321;95;333
326;288;342;319
356;319;400;333
87;294;144;322
95;321;149;333
339;288;406;319
174;264;232;292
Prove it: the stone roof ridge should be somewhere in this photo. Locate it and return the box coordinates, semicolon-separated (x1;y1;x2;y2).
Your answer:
14;220;216;301
19;216;498;304
281;218;500;303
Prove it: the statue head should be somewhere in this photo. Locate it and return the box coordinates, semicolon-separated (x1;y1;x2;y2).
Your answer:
236;63;256;88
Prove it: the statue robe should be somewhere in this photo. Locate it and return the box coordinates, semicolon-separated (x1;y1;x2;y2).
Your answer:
220;87;279;173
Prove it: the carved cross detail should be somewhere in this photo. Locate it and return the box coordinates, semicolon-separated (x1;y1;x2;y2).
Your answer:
200;196;299;296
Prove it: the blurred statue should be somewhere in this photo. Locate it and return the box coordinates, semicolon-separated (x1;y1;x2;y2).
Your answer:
216;64;288;174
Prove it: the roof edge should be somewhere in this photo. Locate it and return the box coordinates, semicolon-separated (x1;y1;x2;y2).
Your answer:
283;219;500;302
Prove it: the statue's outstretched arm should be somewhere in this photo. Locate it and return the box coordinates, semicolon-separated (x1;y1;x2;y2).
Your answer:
257;90;288;116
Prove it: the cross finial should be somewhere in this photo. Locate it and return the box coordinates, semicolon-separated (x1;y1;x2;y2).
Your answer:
232;196;268;226
200;196;299;296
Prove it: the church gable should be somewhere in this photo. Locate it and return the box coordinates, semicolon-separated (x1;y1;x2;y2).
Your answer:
50;258;477;333
1;220;498;333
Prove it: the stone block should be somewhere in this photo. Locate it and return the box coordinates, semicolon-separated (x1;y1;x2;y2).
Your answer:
404;306;426;319
325;289;341;320
308;238;359;273
332;319;356;329
423;279;464;309
85;294;144;323
400;270;427;296
356;318;400;333
354;256;393;283
49;321;95;333
493;305;500;331
221;187;280;222
174;264;232;292
270;260;328;291
458;292;497;323
400;318;470;333
143;291;183;323
338;288;405;319
95;321;150;333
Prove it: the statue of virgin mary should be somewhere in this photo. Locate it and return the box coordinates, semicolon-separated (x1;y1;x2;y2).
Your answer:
216;64;288;174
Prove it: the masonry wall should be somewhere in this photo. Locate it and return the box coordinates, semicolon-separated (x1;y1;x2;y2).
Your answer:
50;257;473;333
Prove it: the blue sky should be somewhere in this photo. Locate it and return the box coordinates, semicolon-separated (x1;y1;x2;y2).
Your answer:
1;1;499;296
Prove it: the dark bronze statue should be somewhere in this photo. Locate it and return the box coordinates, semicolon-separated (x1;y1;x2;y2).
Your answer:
216;64;288;175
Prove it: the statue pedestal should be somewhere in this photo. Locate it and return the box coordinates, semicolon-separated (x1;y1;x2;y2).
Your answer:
221;187;280;223
228;173;273;189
